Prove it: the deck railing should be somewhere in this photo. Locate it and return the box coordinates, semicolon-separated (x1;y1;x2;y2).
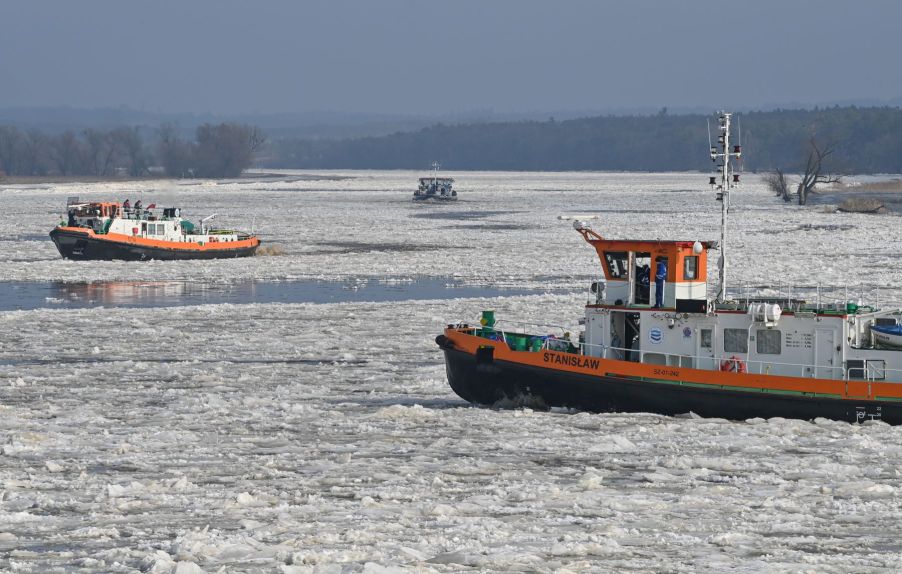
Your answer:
590;341;902;383
489;318;573;337
467;322;902;383
726;281;888;315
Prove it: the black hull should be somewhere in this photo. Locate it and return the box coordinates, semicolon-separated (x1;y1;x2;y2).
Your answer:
413;195;457;201
439;343;898;425
50;229;258;261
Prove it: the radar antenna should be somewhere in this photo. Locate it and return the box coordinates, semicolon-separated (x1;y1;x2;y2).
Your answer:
707;111;742;304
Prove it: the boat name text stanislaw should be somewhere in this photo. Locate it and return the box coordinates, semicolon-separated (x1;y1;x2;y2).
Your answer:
543;352;600;370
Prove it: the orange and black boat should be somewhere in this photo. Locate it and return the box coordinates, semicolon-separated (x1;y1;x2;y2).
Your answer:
436;112;902;424
50;198;260;261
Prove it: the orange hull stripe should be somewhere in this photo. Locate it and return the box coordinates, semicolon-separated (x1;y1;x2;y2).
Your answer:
57;227;259;251
444;329;899;401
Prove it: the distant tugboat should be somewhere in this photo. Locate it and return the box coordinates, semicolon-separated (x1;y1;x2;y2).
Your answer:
413;162;457;201
50;198;260;260
436;112;902;424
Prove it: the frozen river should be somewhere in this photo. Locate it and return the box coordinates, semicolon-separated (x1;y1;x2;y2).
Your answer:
2;171;902;572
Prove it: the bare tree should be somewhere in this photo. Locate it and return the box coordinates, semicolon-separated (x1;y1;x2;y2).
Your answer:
2;122;262;179
19;130;51;176
110;126;149;176
796;137;841;205
83;128;117;176
158;123;194;178
193;123;265;178
50;131;88;176
765;168;791;202
0;126;22;175
247;126;266;153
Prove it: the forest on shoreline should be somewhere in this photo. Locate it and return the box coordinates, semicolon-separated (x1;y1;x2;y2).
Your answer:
0;123;263;179
266;107;902;174
4;107;902;179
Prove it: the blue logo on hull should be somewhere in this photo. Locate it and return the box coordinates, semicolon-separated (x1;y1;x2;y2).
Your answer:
649;327;664;344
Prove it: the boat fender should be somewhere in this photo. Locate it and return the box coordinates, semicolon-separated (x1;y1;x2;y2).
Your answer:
435;335;454;350
720;356;747;373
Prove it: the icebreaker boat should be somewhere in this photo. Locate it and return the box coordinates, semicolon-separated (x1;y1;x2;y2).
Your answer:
413;161;457;201
50;198;260;260
435;112;902;424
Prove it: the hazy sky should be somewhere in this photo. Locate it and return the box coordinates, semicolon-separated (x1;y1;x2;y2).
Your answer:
3;0;901;115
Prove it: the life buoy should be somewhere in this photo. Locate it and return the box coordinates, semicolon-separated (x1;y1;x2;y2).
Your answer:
720;355;747;373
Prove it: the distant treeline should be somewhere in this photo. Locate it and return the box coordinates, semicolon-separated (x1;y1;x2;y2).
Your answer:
0;123;264;178
6;107;902;176
265;107;902;173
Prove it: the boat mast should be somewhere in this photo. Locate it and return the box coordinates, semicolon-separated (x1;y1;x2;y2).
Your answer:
432;161;440;189
709;111;741;303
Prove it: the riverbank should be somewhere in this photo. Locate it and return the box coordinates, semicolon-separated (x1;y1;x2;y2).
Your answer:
812;179;902;213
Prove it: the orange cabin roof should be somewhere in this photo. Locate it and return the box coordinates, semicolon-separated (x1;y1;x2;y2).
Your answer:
576;227;715;283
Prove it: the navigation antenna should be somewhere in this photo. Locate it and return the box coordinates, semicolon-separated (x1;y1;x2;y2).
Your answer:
431;161;441;185
707;111;742;303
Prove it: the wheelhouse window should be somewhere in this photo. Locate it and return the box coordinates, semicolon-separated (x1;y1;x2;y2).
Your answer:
723;328;748;353
756;329;781;355
604;252;628;279
684;256;699;280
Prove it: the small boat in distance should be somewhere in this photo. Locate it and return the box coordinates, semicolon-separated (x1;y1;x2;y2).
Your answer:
50;198;260;261
414;161;457;201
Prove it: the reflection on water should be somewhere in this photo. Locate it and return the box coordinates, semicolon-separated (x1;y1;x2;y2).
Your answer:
0;279;557;311
56;281;197;307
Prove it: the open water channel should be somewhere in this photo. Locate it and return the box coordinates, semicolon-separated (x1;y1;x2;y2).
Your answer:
0;278;559;311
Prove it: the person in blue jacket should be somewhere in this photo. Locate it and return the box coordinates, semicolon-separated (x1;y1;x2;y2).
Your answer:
654;257;667;308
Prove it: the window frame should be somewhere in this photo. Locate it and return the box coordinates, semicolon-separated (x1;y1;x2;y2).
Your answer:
723;328;748;354
684;256;699;280
604;251;629;279
755;329;782;355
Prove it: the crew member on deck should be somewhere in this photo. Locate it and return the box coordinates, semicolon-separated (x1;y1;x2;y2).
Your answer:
654;256;667;308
